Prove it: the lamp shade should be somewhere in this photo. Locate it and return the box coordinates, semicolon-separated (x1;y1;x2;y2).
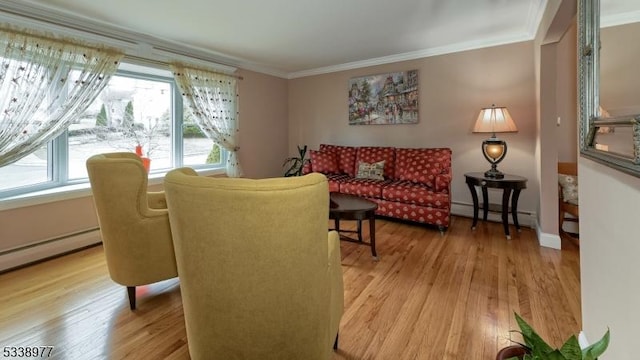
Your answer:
473;105;518;134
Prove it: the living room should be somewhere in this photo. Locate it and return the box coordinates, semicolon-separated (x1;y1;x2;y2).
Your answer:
1;0;639;359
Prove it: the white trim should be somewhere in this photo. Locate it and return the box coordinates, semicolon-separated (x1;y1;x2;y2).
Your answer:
451;200;535;228
288;36;533;79
526;0;550;38
601;10;640;28
0;167;225;212
0;229;101;272
535;223;562;249
452;201;562;248
0;0;240;74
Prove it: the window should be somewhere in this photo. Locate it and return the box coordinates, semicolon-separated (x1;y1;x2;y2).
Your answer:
0;63;225;198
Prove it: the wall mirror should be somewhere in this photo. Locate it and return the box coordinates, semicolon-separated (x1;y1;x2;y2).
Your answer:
579;0;640;176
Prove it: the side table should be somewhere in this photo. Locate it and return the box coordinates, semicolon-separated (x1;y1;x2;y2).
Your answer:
464;172;527;239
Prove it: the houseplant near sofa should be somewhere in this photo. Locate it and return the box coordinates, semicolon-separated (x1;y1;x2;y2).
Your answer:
283;145;310;177
499;313;609;360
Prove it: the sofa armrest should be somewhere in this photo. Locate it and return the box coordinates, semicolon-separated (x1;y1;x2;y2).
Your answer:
435;173;452;193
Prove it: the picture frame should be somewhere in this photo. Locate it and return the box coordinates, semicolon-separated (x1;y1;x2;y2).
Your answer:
348;70;419;125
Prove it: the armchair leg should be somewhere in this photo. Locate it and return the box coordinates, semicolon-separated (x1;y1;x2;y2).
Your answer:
127;286;136;310
333;333;339;350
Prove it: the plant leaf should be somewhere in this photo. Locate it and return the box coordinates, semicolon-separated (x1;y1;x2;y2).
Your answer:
515;313;554;354
559;335;581;359
582;329;610;360
546;349;569;360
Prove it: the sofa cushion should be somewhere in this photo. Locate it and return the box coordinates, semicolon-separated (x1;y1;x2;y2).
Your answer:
356;146;396;179
319;144;358;177
310;150;340;174
339;178;391;199
355;160;385;180
382;180;450;209
325;174;350;192
395;148;451;187
375;199;450;227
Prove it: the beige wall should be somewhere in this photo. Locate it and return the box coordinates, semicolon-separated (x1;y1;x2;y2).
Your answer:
237;69;289;179
0;69;288;255
556;21;578;163
289;42;540;216
580;159;640;359
600;22;640;116
581;20;640;359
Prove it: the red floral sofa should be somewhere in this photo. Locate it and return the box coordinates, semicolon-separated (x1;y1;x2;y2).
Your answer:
304;144;452;230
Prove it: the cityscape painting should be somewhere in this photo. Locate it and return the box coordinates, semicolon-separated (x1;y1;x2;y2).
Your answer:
348;69;419;125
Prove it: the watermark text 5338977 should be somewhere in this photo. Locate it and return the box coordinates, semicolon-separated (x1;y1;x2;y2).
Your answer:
3;346;54;358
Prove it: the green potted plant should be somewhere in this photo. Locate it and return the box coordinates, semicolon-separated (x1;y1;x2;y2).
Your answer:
500;313;609;360
282;145;311;177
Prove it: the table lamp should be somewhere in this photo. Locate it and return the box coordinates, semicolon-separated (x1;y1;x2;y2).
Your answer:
473;104;518;179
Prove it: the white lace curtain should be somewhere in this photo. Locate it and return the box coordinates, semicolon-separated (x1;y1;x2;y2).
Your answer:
170;63;242;177
0;26;123;167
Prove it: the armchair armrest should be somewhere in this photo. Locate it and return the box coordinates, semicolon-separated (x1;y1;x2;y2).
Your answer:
327;230;344;347
147;191;167;209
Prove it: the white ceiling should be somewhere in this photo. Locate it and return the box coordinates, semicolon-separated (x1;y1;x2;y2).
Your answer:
12;0;640;78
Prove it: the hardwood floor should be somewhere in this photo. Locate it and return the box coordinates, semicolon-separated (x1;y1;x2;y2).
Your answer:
0;216;581;359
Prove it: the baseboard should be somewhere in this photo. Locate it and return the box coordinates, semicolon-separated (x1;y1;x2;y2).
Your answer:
535;224;561;249
452;201;561;249
451;201;535;228
0;229;102;272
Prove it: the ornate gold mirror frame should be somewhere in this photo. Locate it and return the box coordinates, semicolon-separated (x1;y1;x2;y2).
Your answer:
579;0;640;176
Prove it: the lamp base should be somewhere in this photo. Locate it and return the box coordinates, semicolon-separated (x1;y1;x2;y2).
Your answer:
484;168;504;179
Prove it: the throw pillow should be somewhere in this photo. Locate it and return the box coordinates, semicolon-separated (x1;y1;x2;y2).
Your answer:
309;150;339;174
558;174;579;205
356;160;385;180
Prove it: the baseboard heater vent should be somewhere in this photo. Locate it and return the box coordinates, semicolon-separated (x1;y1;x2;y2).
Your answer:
0;228;102;273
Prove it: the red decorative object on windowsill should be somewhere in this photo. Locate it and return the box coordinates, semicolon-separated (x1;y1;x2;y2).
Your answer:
134;145;151;173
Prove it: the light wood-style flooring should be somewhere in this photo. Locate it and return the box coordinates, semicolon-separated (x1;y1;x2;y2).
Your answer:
0;216;581;359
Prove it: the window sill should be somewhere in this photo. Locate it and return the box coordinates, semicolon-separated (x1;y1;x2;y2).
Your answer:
0;167;226;212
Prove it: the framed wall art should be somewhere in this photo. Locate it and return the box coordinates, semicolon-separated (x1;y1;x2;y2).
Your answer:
348;69;418;125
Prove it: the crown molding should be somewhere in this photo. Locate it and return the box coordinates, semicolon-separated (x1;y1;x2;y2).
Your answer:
0;0;288;78
287;34;532;79
601;10;640;28
1;0;556;80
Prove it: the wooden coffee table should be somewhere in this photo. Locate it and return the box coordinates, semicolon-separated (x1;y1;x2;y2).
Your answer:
329;192;378;259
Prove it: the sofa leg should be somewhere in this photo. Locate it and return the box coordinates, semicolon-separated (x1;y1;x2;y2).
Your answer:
438;226;446;235
127;286;136;310
333;332;339;350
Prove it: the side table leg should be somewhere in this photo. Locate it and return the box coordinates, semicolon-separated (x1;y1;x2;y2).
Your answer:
511;189;522;232
369;215;378;260
466;182;479;229
357;219;363;242
482;187;489;221
502;188;513;239
334;218;340;233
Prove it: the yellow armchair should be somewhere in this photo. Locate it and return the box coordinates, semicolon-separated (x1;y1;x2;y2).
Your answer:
86;152;178;310
164;170;344;360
